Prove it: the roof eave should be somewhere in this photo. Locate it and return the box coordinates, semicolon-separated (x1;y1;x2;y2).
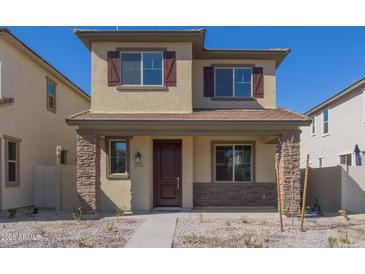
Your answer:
66;119;310;127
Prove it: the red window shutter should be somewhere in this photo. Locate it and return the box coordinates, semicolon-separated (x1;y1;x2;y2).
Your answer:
203;67;214;97
164;51;176;87
252;67;264;98
107;51;120;86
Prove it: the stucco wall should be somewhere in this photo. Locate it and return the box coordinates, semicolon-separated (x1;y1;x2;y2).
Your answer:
91;42;193;113
300;86;365;168
99;135;193;211
192;59;276;109
341;166;365;213
0;38;90;210
193;136;276;183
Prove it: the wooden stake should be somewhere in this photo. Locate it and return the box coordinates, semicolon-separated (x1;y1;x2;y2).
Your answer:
300;154;310;232
275;154;284;232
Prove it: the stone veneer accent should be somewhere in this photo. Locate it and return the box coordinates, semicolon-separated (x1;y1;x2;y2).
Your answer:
76;132;100;212
279;132;301;216
193;183;276;207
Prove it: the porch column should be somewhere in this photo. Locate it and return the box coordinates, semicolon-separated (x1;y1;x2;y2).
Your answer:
76;131;100;213
279;132;301;216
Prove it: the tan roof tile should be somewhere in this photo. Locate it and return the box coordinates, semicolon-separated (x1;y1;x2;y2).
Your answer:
68;108;310;124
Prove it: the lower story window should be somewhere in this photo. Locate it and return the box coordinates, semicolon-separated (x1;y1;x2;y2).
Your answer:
109;139;128;174
340;154;352;166
4;136;20;186
214;144;252;182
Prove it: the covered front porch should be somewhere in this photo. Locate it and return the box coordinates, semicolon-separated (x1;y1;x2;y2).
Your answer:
67;108;310;215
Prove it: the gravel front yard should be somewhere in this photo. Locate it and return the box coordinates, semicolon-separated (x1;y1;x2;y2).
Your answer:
173;213;365;248
0;209;143;248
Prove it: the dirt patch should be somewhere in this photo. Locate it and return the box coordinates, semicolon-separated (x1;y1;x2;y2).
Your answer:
173;214;365;248
0;209;143;248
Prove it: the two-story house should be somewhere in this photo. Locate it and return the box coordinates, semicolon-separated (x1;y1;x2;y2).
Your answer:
301;76;365;168
67;29;310;214
0;28;90;210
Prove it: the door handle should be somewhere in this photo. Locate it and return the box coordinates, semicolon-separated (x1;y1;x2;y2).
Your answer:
177;177;180;191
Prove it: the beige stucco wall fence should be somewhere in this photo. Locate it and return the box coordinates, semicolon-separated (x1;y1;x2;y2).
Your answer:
301;166;365;213
33;165;77;211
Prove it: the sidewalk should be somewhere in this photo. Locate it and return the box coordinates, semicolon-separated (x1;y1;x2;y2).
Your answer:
125;213;182;248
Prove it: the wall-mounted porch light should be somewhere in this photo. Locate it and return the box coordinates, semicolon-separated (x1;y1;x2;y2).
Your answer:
134;152;142;164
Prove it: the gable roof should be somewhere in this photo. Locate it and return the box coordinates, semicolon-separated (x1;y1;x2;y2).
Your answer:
305;76;365;116
74;28;290;68
66;108;310;126
0;28;90;101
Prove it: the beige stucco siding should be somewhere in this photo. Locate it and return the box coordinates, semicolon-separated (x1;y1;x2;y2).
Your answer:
99;135;193;211
193;136;276;183
91;42;193;113
0;38;90;209
192;59;276;109
300;86;365;168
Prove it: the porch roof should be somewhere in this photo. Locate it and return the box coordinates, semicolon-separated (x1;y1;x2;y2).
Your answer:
66;108;310;126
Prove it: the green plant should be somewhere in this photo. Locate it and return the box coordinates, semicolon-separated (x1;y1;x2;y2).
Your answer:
8;209;16;218
105;222;114;233
243;234;263;248
183;233;198;245
75;239;95;248
240;216;249;224
115;206;126;216
72;207;83;221
199;211;204;223
327;236;338;248
35;226;46;236
339;231;351;245
338;209;350;221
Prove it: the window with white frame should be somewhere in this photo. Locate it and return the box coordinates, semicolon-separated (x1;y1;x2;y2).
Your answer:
311;115;316;135
120;52;163;86
109;139;128;175
323;109;329;134
5;138;20;186
214;144;252;182
339;154;352;166
47;77;56;112
215;67;252;98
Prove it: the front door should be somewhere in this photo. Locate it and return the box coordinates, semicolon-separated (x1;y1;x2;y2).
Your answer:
153;140;182;207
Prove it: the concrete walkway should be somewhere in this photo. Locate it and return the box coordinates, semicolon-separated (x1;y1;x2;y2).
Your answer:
125;213;180;248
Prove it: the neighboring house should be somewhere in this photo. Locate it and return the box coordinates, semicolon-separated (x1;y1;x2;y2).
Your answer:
0;28;90;210
301;76;365;168
67;29;310;214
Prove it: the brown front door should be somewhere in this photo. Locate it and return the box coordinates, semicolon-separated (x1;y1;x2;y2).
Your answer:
153;140;182;207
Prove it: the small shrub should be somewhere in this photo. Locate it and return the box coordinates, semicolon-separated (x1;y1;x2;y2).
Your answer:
339;231;351;245
32;207;39;215
72;207;83;221
105;222;114;233
338;209;350;221
8;209;16;218
115;206;126;217
327;236;338;248
35;226;46;236
243;234;263;248
75;239;95;248
199;211;204;223
240;216;249;224
225;220;231;227
183;233;198;245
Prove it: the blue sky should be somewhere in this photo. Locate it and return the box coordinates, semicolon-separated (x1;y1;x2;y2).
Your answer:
4;26;365;113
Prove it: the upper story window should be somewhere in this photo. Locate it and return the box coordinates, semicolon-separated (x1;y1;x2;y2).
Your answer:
311;116;316;135
121;52;163;86
215;67;252;98
323;109;329;135
46;77;56;112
